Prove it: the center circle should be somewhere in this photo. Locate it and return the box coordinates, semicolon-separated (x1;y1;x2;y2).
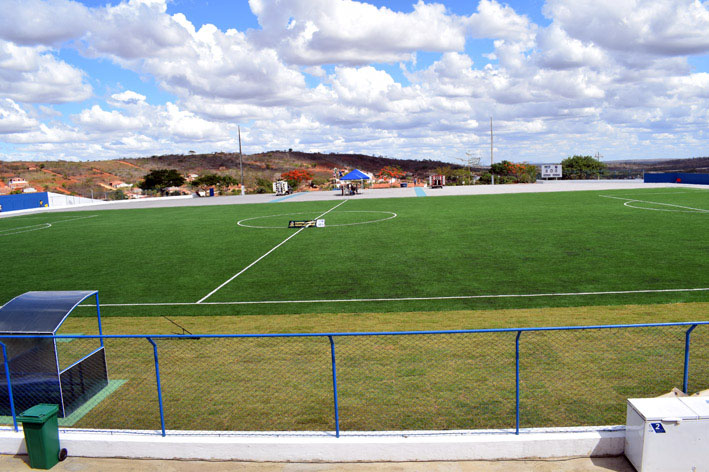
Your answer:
237;210;397;229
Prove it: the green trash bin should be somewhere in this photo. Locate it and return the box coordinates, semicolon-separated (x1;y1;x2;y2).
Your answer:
17;404;67;469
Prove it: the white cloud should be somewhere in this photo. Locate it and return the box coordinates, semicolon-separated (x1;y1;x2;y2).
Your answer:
544;0;709;56
74;105;144;132
249;0;467;65
0;40;92;103
2;122;86;144
0;99;39;133
465;0;536;43
535;24;606;70
161;102;229;141
3;0;709;163
109;90;147;106
0;0;92;46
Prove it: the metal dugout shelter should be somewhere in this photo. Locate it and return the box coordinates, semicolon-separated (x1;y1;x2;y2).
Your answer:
0;291;107;417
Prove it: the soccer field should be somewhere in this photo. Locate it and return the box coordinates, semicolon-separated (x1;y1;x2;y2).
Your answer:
1;187;708;317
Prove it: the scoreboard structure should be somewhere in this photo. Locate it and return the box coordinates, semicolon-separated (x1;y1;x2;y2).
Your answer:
541;165;562;178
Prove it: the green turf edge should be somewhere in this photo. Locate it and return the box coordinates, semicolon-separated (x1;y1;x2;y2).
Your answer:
0;379;126;428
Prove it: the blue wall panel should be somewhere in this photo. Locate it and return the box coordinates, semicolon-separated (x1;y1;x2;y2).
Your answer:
0;192;49;213
644;173;709;185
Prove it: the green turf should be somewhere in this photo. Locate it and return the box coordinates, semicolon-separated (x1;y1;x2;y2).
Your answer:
1;187;707;316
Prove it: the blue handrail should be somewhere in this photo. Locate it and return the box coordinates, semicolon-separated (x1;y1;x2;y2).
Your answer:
2;320;707;340
0;320;705;437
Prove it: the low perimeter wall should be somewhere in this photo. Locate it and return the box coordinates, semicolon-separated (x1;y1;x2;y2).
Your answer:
0;192;49;213
0;427;625;462
644;172;709;185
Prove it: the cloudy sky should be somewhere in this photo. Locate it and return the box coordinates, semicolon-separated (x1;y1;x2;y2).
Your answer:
1;0;709;164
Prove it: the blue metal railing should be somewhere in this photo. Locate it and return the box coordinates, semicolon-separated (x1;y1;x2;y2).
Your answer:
1;320;707;436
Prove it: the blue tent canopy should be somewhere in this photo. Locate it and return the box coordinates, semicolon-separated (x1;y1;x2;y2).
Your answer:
340;169;370;180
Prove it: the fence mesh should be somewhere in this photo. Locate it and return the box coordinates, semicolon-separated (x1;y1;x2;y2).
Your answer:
0;323;707;433
336;332;516;430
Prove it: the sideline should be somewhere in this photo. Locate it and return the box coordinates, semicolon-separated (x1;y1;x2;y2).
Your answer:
87;286;709;308
196;199;348;303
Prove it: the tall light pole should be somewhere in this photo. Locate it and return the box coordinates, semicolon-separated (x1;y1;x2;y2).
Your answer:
490;117;494;186
238;126;244;196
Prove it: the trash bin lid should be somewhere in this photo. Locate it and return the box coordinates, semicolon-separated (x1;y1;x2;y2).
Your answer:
17;404;59;423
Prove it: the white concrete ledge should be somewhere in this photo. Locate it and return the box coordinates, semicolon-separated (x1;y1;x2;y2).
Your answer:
0;426;625;462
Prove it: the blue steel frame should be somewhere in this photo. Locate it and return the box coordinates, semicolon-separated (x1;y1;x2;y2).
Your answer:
1;320;707;436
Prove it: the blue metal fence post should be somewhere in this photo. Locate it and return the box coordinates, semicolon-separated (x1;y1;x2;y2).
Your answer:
328;336;341;438
95;292;104;348
515;331;521;435
683;324;698;394
0;341;17;432
147;338;166;436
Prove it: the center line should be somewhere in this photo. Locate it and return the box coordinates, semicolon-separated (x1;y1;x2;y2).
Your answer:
196;199;348;303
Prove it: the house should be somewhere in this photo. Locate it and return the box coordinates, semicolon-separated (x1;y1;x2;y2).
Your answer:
186;173;199;182
22;187;37;193
8;177;28;189
110;181;132;189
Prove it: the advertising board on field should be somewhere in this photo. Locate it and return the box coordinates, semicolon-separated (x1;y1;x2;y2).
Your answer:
542;165;562;178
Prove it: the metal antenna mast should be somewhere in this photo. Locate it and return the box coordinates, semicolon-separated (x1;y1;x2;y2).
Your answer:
490;117;494;186
238;126;244;196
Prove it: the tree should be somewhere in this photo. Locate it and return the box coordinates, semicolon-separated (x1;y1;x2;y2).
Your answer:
561;155;606;179
377;166;405;180
138;169;185;194
491;160;537;183
281;169;312;189
191;174;238;193
108;189;128;200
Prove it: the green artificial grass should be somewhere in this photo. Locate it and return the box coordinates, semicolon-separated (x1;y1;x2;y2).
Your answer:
0;187;707;316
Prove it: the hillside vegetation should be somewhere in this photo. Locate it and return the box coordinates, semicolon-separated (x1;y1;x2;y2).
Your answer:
0;151;459;197
1;151;708;197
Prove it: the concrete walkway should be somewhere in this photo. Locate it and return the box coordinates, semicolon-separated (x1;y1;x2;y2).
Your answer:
0;454;636;471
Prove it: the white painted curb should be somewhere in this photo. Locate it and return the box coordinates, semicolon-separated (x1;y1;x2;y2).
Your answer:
0;426;625;462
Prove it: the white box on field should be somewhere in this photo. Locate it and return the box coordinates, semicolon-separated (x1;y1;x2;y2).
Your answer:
625;397;709;472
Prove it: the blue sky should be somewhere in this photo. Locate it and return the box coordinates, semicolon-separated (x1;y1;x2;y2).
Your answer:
1;0;709;163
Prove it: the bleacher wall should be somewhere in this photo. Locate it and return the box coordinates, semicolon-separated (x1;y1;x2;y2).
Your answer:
644;172;709;185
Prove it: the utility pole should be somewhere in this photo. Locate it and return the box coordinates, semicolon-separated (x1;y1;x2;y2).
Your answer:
238;126;244;196
595;151;603;180
490;117;494;186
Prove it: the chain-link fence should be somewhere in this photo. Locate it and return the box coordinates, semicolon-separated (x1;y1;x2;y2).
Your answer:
0;322;707;436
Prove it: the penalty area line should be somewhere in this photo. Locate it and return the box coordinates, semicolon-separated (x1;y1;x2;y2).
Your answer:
195;199;348;304
599;195;709;213
85;287;709;308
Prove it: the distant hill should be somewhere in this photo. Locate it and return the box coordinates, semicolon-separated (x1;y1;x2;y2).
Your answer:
606;157;709;173
1;152;707;197
0;151;462;197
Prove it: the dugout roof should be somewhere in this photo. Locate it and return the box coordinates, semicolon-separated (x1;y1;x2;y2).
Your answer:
0;290;98;334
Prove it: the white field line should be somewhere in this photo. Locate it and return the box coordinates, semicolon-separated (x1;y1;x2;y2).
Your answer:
85;287;709;308
0;214;98;236
195;199;348;304
599;195;709;213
